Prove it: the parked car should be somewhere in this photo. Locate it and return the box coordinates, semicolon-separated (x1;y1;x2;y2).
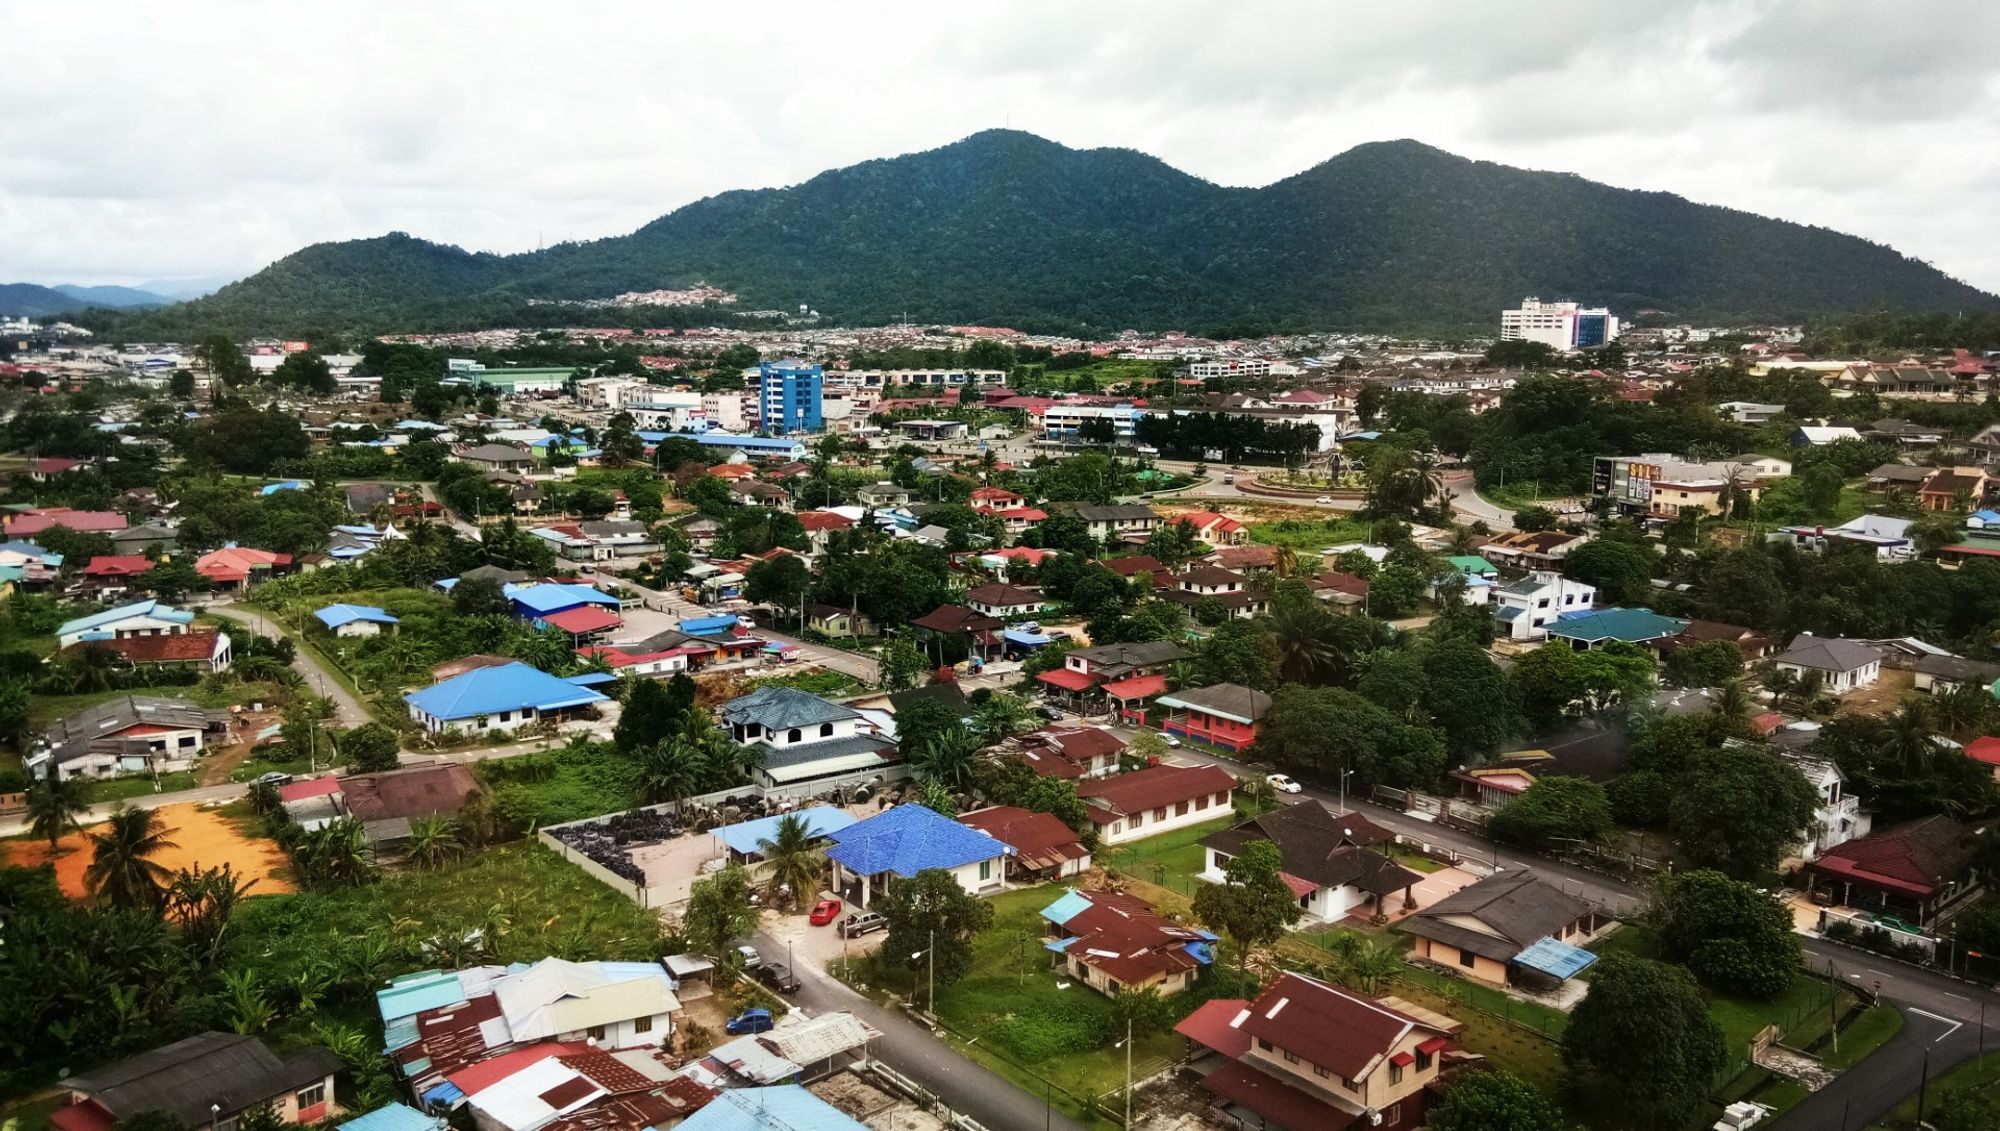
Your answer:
1315;495;1332;504
758;962;802;994
840;911;888;938
725;1008;775;1035
736;944;763;969
1035;705;1064;721
1162;734;1181;747
255;772;292;787
1267;773;1303;794
809;899;843;926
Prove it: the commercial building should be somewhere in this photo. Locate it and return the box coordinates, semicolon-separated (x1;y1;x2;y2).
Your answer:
757;361;824;433
1590;454;1764;519
1040;403;1142;443
1499;297;1620;351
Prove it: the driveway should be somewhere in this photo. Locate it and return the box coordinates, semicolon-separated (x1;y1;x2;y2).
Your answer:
208;601;373;727
613;575;881;684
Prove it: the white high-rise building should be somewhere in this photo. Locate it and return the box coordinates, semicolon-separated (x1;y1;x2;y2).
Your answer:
1500;297;1620;351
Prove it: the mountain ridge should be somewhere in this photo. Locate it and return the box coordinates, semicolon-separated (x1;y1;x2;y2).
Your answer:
99;130;1999;336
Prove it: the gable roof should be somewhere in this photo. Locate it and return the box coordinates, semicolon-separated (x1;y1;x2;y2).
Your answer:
1810;815;1975;898
62;1032;340;1125
316;603;400;629
1077;763;1237;822
1400;869;1591;963
65;631;226;666
40;695;223;765
677;1086;868;1131
960;806;1090;871
339;763;480;822
1235;971;1439;1079
57;599;194;640
825;803;1010;877
1154;683;1272;725
965;582;1041;607
720;685;860;731
1775;635;1884;674
80;555;155;577
405;662;609;721
1546;607;1689;644
1202;804;1414;895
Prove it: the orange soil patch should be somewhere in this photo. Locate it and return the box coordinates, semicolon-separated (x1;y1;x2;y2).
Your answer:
4;802;295;898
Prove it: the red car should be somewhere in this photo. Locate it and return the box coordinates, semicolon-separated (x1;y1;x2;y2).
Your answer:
809;899;842;926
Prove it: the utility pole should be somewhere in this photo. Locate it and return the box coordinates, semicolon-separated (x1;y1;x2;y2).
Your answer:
928;928;935;1020
1916;1048;1932;1126
1124;1016;1134;1130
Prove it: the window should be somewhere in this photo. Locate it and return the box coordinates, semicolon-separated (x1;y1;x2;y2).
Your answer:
787;728;802;743
979;859;992;881
1175;801;1189;817
1458;948;1476;968
1382;1103;1401;1127
1283;1049;1299;1064
1389;1062;1403;1085
1111;822;1122;835
1313;1064;1329;1078
1153;807;1166;821
1257;1038;1273;1052
296;1084;326;1109
588;1025;607;1040
1196;795;1210;810
217;1119;237;1131
1107;978;1121;993
820;723;834;737
635;1014;653;1034
1416;1048;1432;1072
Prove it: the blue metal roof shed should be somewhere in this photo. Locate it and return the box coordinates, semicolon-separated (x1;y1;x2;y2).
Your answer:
826;803;1011;879
315;603;401;630
678;1085;868;1131
1512;935;1599;981
714;805;858;856
338;1105;440;1131
505;582;621;617
404;661;608;722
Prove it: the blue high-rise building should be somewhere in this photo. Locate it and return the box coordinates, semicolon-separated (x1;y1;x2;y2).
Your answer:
757;361;824;434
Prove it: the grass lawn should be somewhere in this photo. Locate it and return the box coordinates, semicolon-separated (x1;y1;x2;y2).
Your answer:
1480;481;1580;512
1100;816;1234;893
472;743;643;827
1245;517;1373;553
1820;1002;1904;1071
1387;844;1447;873
1868;1051;2000;1129
1392;965;1568;1039
79;770;201;804
1383;980;1567;1091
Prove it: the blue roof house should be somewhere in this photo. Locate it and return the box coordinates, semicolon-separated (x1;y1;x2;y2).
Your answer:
314;603;401;638
505;582;621;620
404;661;607;735
826;803;1011;907
678;1086;867;1131
56;599;195;648
1545;607;1689;650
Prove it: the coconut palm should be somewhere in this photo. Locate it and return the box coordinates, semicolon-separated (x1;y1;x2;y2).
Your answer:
912;724;983;792
1881;700;1941;775
755;813;826;910
1335;938;1405;993
1710;678;1756;723
62;645;125;694
1269;599;1339;685
26;758;88;850
165;863;258;966
83;805;179;911
404;814;463;871
290;817;376;889
1270;545;1300;579
637;737;707;809
972;693;1033;744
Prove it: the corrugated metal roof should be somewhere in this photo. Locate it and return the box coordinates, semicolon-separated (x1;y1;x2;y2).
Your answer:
405;662;608;721
765;1012;877;1065
713;806;857;855
1513;935;1599;980
826;803;1010;878
337;1104;439;1131
678;1085;868;1131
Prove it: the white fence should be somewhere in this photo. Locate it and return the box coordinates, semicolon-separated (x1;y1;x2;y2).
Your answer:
537;825;649;906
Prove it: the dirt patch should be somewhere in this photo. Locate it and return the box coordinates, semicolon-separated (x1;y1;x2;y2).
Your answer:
1836;668;1916;718
4;802;295;898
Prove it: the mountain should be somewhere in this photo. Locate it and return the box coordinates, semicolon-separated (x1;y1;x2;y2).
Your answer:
117;131;2000;335
133;275;237;301
52;284;172;308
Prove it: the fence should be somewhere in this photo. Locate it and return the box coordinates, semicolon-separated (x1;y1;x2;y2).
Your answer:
536;825;649;906
857;1061;992;1131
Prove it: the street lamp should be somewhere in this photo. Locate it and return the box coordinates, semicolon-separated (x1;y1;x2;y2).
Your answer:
1113;1017;1133;1130
1337;768;1355;815
910;929;934;1019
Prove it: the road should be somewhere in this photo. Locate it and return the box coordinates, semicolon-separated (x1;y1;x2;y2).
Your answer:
1776;1002;1998;1130
611;573;882;685
749;925;1091;1131
206;601;373;727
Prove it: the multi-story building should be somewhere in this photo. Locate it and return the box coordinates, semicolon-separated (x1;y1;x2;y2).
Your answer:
1492;572;1597;641
620;387;705;431
1591;454;1765;519
757;361;824;433
821;368;1007;390
1500;297;1620;351
1041;403;1142;442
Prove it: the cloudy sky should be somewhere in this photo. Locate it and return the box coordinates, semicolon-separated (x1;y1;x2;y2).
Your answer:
6;0;1998;295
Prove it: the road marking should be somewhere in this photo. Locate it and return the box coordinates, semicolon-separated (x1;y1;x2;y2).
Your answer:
1908;1008;1965;1041
1944;992;1970;1002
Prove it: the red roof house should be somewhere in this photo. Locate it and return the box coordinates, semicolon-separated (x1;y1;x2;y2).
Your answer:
959;805;1091;878
1077;763;1238;844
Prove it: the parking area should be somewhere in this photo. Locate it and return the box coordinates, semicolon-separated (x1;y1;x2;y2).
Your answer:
757;902;888;972
632;800;884;909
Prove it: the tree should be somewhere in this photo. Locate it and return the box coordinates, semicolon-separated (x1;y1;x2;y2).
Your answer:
1668;746;1821;881
84;805;179;911
1649;869;1802;999
893;698;960;762
744;554;812;615
1366;564;1426;618
1511;506;1558;533
615;678;685;753
164;863;256;967
1562;954;1727;1131
1563;538;1659;606
272;351;336;394
286;818;375;888
1421;640;1521;759
403;814;463;871
682;864;759;961
1190;840;1303;972
911;724;983;792
1191;619;1281;691
971;692;1032;744
139;558;206;603
1430;1069;1572;1131
1488;776;1613;848
878;639;926;691
1662;640;1743;689
452;575;514;618
1512;642;1655;727
755;814;825;911
26;757;87;849
338;722;402;773
1257;685;1447;790
880;867;996;998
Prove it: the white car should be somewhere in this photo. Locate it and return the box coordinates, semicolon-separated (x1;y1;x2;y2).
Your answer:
1266;773;1302;794
1316;495;1333;504
1162;734;1182;748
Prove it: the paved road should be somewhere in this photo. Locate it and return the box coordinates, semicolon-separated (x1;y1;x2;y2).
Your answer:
1776;1003;1997;1130
206;601;373;727
613;575;882;684
750;926;1090;1131
1445;473;1517;530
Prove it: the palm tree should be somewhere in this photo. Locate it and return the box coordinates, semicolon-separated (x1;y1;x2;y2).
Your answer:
1270;545;1300;580
637;737;707;809
26;759;88;850
755;813;826;910
1270;602;1339;685
913;724;982;792
1710;678;1755;723
972;693;1033;744
1881;700;1941;775
166;863;257;966
290;818;375;889
64;645;125;694
1335;937;1405;993
404;814;463;871
84;805;179;911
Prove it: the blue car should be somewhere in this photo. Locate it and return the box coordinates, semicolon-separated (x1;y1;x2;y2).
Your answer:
726;1008;775;1035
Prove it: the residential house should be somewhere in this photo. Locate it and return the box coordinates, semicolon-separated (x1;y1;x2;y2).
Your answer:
1869;418;1947;446
1806;815;1978;925
970;486;1027;509
795;510;854;553
30;695;228;780
196;546;292;591
1770;746;1872;864
826;803;1011;906
1716;401;1786;424
719;685;899;788
1060;504;1161;544
1017;726;1124;780
405;662;610;735
0;539;64;586
76;554;157;598
1038;888;1213;998
1176;971;1458;1131
1077;763;1238;845
315;603;400;638
1308;571;1371;608
7;507;127;538
1772;635;1884;694
1544;607;1689;651
961;806;1092;880
1794;425;1863;446
805;604;873;638
1777;514;1916;560
1035;639;1188;710
1965;737;2000;784
855;482;912;508
1970;421;2000;463
56;598;195;648
1170;511;1247;547
1100;554;1170;588
676;1088;865;1131
1164;565;1266;620
1400;870;1605;989
964;582;1043;619
1658;619;1769;662
1479;529;1588;571
64;630;232;673
728;481;794;511
457;444;536;473
1154;683;1272;753
53;1033;341;1131
1867;463;1935;496
1492;572;1597;641
1206;544;1280;573
27;456;86;481
337;763;483;846
1918;467;1992;512
1201;804;1421;925
1908;652;2000;695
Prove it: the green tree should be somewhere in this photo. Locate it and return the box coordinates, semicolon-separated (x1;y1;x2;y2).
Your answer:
1366;564;1426;618
1430;1069;1572;1131
1562;954;1727;1131
1421;639;1521;759
452;575;514;617
83;805;179;912
878;639;927;691
138;558;207;602
683;864;759;961
1190;840;1303;973
1661;640;1744;689
403;814;464;871
26;758;88;849
615;678;685;753
880;867;997;1000
1563;537;1659;607
1511;506;1558;533
1649;869;1802;999
338;722;402;772
1489;776;1613;848
755;813;825;911
1668;746;1821;881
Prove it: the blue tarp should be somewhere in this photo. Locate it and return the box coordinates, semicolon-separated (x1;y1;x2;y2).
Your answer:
1003;629;1054;648
1513;935;1599;980
714;806;858;855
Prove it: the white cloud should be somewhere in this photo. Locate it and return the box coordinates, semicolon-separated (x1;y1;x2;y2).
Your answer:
2;0;1996;296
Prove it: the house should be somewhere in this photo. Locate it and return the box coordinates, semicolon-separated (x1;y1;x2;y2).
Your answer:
1154;683;1272;753
6;507;127;538
1038;888;1214;998
64;630;233;673
535;605;624;642
826;803;1011;906
30;696;227;778
1777;515;1916;561
0;539;65;585
1794;425;1863;446
508;582;621;621
1492;572;1597;641
1164;565;1266;620
1965;737;2000;783
676;1088;866;1131
719;685;899;788
805;604;873;638
1177;971;1458;1131
989;506;1048;538
56;598;195;648
459;1046;710;1131
53;1032;341;1131
1544;607;1689;650
1716;402;1786;424
1018;726;1124;779
1870;418;1947;446
1100;554;1171;587
76;555;157;597
1201;804;1420;924
1036;640;1188;709
1728;454;1793;479
27;456;86;481
971;486;1027;509
1206;544;1280;573
1400;869;1605;989
343;482;398;514
1908;652;2000;695
315;603;400;638
1806;815;1978;925
729;481;794;511
457;443;536;473
1772;635;1884;694
1077;763;1238;845
196;546;292;590
1658;619;1769;662
964;582;1043;619
405;662;609;735
1060;503;1161;543
1308;570;1371;608
1170;511;1247;547
795;510;855;552
1918;467;1992;512
1479;529;1587;571
1867;463;1936;495
855;482;912;508
961;806;1092;880
338;764;481;844
1771;747;1872;864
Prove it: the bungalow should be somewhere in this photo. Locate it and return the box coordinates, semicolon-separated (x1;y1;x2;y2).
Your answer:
53;1033;341;1131
1544;607;1689;650
1036;639;1188;710
63;630;233;674
27;456;86;481
1908;652;2000;695
405;662;609;735
1018;726;1124;779
456;443;536;473
1155;683;1272;753
1169;511;1247;547
1078;763;1238;845
1206;544;1280;573
1868;463;1936;495
1400;869;1605;989
729;481;794;511
826;803;1010;907
315;603;400;638
1308;570;1370;608
1060;503;1161;544
719;685;900;788
1201;804;1421;925
961;806;1092;880
1918;468;1992;512
795;510;855;552
337;763;481;845
196;546;292;591
31;695;228;779
1658;619;1769;662
1966;737;2000;784
1806;815;1978;925
910;604;1005;659
1772;635;1884;694
56;599;195;648
1100;554;1170;588
507;582;621;622
1039;888;1213;998
964;582;1043;619
7;507;127;538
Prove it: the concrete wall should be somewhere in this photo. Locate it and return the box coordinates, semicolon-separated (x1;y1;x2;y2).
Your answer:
538;826;648;906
